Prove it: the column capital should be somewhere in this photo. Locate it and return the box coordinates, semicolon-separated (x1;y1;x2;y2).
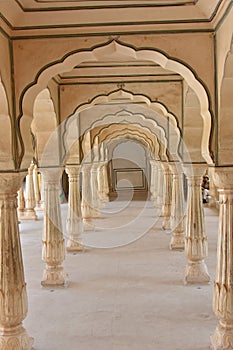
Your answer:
183;163;207;178
65;164;81;177
40;167;64;183
161;161;171;173
168;161;183;175
0;172;26;194
213;167;233;190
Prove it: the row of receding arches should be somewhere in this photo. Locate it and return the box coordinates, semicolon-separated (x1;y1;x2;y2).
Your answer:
0;34;233;350
0;38;232;170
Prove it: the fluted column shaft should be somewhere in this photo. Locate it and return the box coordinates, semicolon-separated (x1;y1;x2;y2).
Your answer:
17;185;25;220
0;173;33;350
91;163;100;217
65;165;83;252
102;161;109;202
149;160;156;200
161;162;172;230
211;167;233;350
24;163;37;220
184;165;210;284
81;164;95;231
97;162;109;203
169;163;185;250
33;165;43;211
157;164;164;210
40;168;67;287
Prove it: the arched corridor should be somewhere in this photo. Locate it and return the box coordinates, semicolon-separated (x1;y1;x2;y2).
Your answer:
1;1;233;349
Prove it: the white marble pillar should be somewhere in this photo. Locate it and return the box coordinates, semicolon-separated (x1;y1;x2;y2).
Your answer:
33;165;43;211
161;162;172;230
211;167;233;349
0;173;33;349
24;163;37;220
102;161;109;202
40;168;67;287
157;163;164;210
169;163;185;250
65;165;83;252
149;160;156;201
183;164;210;284
81;163;95;231
17;185;26;220
97;162;108;204
91;163;100;218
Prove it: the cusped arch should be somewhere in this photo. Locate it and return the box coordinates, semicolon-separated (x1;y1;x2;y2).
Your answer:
21;40;213;166
31;88;58;163
91;123;160;158
107;135;152;163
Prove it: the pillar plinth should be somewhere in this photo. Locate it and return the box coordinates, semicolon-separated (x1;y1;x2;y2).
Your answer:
211;167;233;350
161;162;172;230
169;163;185;250
183;164;210;284
0;173;33;349
40;168;67;287
24;163;37;220
81;164;95;231
65;165;84;252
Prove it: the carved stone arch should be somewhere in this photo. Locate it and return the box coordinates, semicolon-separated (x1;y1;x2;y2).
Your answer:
77;108;170;158
32;88;59;165
106;135;152;161
97;128;156;157
21;40;213;169
91;123;159;158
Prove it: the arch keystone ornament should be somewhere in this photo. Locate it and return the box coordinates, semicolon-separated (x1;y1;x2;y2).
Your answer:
211;167;233;350
0;172;33;350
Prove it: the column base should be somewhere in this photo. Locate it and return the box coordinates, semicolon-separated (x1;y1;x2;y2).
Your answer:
92;209;100;218
21;209;37;220
103;195;109;202
83;218;95;231
211;322;233;350
17;210;26;220
162;217;171;231
35;203;44;212
184;260;210;284
170;233;185;250
66;239;84;252
41;265;68;287
0;324;33;350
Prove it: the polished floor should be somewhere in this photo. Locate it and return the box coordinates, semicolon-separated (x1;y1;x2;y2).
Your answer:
20;199;219;350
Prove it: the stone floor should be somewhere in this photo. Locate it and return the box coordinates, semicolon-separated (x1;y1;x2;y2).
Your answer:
20;199;219;350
